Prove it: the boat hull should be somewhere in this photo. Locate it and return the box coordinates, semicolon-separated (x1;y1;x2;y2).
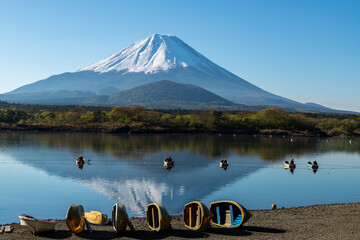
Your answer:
19;215;57;234
183;201;213;230
210;200;252;228
219;162;229;168
147;203;171;232
284;161;296;169
112;203;130;233
66;204;86;234
163;161;174;167
85;211;108;225
308;162;319;169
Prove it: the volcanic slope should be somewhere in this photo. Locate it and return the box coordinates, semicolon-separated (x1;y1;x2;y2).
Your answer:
3;34;345;112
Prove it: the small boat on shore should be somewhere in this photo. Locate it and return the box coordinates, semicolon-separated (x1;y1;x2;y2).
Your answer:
66;204;86;234
19;215;57;234
210;200;252;228
308;161;319;169
284;160;296;169
147;203;171;232
183;201;213;230
85;211;108;225
112;203;135;233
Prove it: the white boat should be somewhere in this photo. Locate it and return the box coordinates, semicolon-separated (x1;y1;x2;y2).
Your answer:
19;215;57;234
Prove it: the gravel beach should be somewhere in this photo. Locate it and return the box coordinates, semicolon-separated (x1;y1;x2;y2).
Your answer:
1;203;359;240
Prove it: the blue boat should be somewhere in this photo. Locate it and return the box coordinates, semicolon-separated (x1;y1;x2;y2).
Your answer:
308;161;319;169
209;200;251;228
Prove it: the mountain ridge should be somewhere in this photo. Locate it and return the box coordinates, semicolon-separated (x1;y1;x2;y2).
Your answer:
1;34;353;113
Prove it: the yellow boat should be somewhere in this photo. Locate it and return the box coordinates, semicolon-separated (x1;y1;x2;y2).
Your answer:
284;160;296;169
183;201;213;230
66;204;86;234
147;203;171;232
210;200;252;228
112;203;135;233
84;211;108;225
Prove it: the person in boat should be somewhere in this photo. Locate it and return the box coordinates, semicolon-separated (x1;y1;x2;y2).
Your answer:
77;155;85;164
290;158;294;165
221;159;228;165
313;160;318;166
165;156;173;164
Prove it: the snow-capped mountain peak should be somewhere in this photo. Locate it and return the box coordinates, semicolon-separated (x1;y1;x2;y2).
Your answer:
79;34;219;74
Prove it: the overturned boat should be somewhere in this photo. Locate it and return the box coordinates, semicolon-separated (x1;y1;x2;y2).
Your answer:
112;203;135;233
147;203;171;232
183;201;213;230
85;211;108;225
66;204;86;234
210;200;252;228
19;215;57;234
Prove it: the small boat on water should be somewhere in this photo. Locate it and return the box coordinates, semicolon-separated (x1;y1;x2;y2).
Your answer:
163;156;174;167
219;159;229;168
19;215;57;234
112;203;135;233
284;160;296;169
66;204;86;234
183;201;213;230
84;211;108;225
210;200;252;228
147;203;171;232
308;161;319;169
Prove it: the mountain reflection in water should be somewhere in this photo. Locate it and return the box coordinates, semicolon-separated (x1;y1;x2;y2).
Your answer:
0;133;359;224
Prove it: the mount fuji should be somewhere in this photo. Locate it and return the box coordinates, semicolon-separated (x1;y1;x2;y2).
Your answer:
0;34;346;112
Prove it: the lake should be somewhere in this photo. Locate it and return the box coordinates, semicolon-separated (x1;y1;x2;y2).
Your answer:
0;132;359;224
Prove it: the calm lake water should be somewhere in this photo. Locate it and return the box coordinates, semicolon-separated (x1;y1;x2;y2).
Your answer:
0;132;359;224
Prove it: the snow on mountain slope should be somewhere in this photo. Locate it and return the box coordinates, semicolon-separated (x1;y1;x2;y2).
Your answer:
79;34;231;76
2;34;348;112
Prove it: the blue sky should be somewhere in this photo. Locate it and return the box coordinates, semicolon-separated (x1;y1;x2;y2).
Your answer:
0;0;359;111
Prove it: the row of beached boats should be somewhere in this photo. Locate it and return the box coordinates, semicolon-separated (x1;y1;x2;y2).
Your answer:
19;200;251;235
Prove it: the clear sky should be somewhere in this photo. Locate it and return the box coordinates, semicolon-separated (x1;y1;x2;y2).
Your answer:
0;0;359;111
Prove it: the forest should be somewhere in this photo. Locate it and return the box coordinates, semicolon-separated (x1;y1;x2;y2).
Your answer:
0;103;359;136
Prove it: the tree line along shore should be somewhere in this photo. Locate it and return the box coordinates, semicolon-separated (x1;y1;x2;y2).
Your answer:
0;104;359;136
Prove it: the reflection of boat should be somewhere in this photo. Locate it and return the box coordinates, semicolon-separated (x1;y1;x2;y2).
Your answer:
308;161;319;169
219;159;229;168
183;201;213;230
163;157;174;167
19;215;57;234
147;203;171;232
84;211;108;225
112;203;135;233
76;162;84;170
284;160;296;169
210;200;252;228
66;204;86;234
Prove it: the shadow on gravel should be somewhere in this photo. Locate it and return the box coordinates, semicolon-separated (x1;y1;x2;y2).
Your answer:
243;226;286;234
35;230;72;239
206;228;252;237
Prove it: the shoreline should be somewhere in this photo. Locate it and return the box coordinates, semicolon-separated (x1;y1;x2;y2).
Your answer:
2;202;360;239
1;126;357;137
